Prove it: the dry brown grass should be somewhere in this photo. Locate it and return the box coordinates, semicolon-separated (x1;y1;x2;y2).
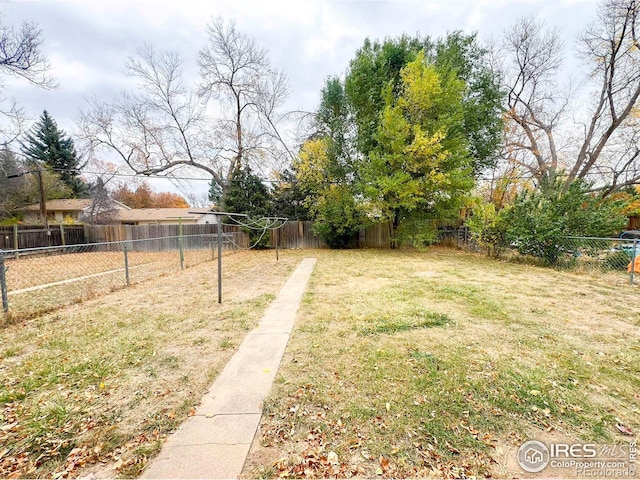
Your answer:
2;247;638;479
0;249;308;478
3;248;226;318
242;248;640;478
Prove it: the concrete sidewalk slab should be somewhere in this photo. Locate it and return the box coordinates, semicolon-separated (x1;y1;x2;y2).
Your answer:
141;257;316;479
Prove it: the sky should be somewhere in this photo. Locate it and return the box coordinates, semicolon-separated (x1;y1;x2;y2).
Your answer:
1;0;601;200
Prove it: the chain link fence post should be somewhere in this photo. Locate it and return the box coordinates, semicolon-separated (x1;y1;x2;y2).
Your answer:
217;216;222;304
123;242;130;286
13;225;19;260
631;238;637;285
0;252;9;313
178;220;184;271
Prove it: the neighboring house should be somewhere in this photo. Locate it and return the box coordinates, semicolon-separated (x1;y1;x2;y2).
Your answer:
22;199;129;224
113;208;213;225
23;201;216;226
23;199;131;224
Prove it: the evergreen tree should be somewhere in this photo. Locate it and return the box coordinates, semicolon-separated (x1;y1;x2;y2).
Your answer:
208;180;222;206
21;110;88;197
271;169;311;220
223;166;271;217
208;167;272;216
219;166;273;248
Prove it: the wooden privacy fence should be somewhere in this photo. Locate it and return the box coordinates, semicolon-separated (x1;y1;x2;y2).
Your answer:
0;225;85;250
270;219;462;249
271;221;325;249
1;220;462;251
84;223;249;248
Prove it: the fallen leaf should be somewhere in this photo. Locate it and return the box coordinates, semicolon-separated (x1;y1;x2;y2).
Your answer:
327;451;339;465
616;424;634;436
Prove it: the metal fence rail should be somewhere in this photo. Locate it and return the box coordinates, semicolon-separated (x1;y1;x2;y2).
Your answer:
0;232;246;317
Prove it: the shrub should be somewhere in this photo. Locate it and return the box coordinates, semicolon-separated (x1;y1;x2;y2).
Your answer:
465;200;508;257
504;178;626;265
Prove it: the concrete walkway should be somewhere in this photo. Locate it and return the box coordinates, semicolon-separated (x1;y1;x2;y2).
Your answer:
141;257;317;479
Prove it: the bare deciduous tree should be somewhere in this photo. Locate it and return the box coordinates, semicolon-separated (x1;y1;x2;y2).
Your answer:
82;176;120;225
80;18;292;209
0;19;55;145
183;191;211;208
499;0;640;194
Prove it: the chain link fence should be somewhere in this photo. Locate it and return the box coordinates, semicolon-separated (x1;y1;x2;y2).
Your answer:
556;236;639;281
454;228;640;284
0;232;248;317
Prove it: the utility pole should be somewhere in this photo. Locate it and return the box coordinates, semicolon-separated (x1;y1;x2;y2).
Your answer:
36;167;48;230
7;167;48;231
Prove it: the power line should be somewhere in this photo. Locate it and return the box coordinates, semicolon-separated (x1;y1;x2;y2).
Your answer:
67;169;294;183
9;165;639;188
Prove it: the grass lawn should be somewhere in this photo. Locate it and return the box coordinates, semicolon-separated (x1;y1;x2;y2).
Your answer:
1;247;638;478
0;249;307;478
4;249;218;318
242;248;640;478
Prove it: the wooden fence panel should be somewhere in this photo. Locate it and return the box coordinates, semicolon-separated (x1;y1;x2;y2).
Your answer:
271;221;326;249
0;225;86;250
359;222;392;248
0;219;462;252
84;224;249;249
268;220;463;249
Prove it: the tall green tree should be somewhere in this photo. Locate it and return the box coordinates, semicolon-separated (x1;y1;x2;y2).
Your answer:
345;35;430;156
294;77;367;248
21;110;88;197
345;33;502;174
434;32;503;174
297;32;503;248
217;166;273;248
361;51;475;246
222;166;272;217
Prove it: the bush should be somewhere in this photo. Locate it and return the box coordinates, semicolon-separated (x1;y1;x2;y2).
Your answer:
396;217;440;248
504;179;626;265
465;200;508;257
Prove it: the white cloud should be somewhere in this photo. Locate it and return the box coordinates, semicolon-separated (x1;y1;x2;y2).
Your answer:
0;0;603;195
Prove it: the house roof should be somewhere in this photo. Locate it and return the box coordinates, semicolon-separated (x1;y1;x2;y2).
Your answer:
24;199;94;211
115;208;210;222
24;199;131;211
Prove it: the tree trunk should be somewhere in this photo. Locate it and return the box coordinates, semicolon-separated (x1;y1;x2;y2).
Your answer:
389;215;400;249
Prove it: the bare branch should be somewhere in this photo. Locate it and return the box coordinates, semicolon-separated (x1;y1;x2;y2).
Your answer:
499;2;640;195
0;20;56;89
0;18;56;145
79;18;293;210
